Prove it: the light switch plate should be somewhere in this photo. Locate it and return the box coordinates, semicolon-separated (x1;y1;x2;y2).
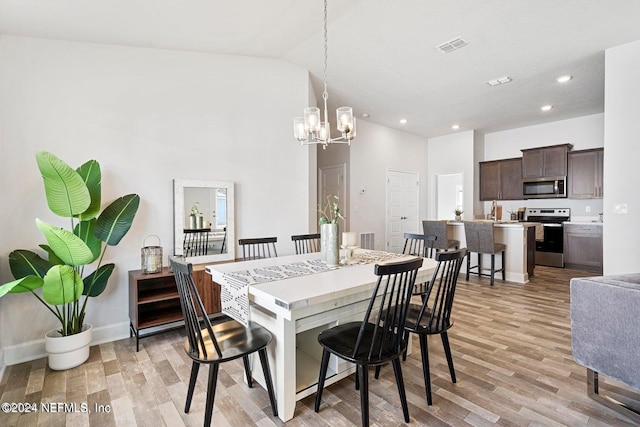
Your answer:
614;203;629;214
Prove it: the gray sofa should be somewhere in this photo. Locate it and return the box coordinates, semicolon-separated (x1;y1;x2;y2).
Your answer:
570;274;640;422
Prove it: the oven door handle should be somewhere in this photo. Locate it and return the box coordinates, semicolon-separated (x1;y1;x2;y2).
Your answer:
542;223;563;227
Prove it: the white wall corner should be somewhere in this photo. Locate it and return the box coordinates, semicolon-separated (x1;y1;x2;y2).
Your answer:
0;348;6;382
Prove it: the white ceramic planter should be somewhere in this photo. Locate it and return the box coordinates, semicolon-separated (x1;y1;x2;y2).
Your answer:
45;324;92;370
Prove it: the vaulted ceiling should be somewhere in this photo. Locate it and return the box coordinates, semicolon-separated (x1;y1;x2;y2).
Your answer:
2;0;640;138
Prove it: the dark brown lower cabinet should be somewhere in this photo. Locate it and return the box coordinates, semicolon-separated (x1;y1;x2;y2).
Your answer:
563;224;603;273
129;265;221;351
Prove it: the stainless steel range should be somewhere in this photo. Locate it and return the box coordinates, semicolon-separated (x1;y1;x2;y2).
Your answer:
525;208;571;268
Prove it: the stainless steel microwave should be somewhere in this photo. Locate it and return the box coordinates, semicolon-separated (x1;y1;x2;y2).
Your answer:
522;176;567;199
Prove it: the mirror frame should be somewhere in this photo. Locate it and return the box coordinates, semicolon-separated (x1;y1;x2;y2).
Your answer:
173;179;235;264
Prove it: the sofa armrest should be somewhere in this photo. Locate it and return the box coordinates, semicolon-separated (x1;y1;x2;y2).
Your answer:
570;274;640;391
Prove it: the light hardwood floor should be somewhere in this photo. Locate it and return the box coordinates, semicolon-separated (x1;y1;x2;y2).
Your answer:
1;266;638;426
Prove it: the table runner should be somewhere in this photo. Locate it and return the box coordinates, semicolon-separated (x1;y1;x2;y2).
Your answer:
220;250;405;325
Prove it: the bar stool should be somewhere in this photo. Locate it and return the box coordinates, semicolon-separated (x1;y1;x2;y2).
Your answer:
422;220;460;257
463;221;505;285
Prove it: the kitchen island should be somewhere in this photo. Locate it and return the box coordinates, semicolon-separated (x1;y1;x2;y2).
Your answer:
446;221;540;283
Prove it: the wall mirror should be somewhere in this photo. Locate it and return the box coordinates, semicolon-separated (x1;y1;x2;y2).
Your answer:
173;179;235;264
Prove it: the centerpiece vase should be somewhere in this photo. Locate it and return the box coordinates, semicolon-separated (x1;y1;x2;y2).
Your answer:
322;223;339;267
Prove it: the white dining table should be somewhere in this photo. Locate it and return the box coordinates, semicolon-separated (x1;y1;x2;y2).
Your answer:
206;250;437;422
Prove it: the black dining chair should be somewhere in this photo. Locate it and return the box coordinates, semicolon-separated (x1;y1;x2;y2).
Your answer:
401;232;436;298
238;236;278;260
291;233;321;254
169;256;278;427
183;228;210;257
314;257;424;427
403;248;467;405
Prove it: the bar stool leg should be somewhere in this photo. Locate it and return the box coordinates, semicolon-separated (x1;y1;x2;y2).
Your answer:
490;254;495;286
466;253;471;280
502;251;506;281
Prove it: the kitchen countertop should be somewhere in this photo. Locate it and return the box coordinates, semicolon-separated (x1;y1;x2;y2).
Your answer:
447;220;541;228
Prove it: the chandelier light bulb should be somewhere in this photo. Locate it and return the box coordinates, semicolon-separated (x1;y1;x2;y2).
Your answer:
294;117;306;141
304;107;321;132
336;107;354;133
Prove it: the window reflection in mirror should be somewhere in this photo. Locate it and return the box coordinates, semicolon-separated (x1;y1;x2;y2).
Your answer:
174;180;235;264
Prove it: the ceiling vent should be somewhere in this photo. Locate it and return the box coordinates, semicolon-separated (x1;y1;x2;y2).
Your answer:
435;37;468;53
486;76;513;86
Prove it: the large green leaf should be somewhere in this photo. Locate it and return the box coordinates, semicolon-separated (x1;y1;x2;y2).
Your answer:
0;276;44;297
9;250;51;279
35;150;90;218
39;245;64;265
83;263;115;297
76;160;101;221
74;219;102;261
42;265;83;305
95;194;140;246
36;219;95;266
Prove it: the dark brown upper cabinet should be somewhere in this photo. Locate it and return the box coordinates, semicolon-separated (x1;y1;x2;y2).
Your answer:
479;157;523;201
521;144;573;178
568;148;604;199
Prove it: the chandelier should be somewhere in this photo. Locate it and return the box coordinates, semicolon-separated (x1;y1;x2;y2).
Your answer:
293;0;356;149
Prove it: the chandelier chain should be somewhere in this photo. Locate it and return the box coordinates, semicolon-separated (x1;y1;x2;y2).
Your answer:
322;0;329;102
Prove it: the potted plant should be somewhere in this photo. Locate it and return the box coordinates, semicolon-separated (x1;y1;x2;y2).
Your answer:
453;209;464;221
318;195;345;266
0;151;140;370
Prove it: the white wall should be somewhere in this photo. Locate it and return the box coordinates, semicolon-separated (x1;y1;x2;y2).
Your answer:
483;114;605;220
603;40;640;274
0;35;314;365
427;131;476;220
347;120;428;251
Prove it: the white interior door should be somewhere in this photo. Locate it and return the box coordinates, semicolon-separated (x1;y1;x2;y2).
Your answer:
319;164;346;229
386;170;419;253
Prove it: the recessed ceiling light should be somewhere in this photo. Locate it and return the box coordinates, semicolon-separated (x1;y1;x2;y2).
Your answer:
451;124;460;130
486;76;512;86
361;113;370;118
541;105;553;111
556;75;573;83
399;118;408;124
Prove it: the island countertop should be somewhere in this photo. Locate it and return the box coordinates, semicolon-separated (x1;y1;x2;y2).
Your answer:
447;220;541;228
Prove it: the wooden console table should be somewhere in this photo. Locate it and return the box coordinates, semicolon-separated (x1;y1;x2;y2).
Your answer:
128;265;221;351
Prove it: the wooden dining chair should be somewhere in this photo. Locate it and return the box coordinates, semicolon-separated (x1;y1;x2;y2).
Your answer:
169;256;278;427
403;248;467;405
238;236;278;260
314;257;424;427
291;233;321;254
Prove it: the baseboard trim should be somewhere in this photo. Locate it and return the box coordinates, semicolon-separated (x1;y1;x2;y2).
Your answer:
3;322;130;367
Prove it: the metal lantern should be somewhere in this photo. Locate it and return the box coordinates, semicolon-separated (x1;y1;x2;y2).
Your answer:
141;235;163;274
